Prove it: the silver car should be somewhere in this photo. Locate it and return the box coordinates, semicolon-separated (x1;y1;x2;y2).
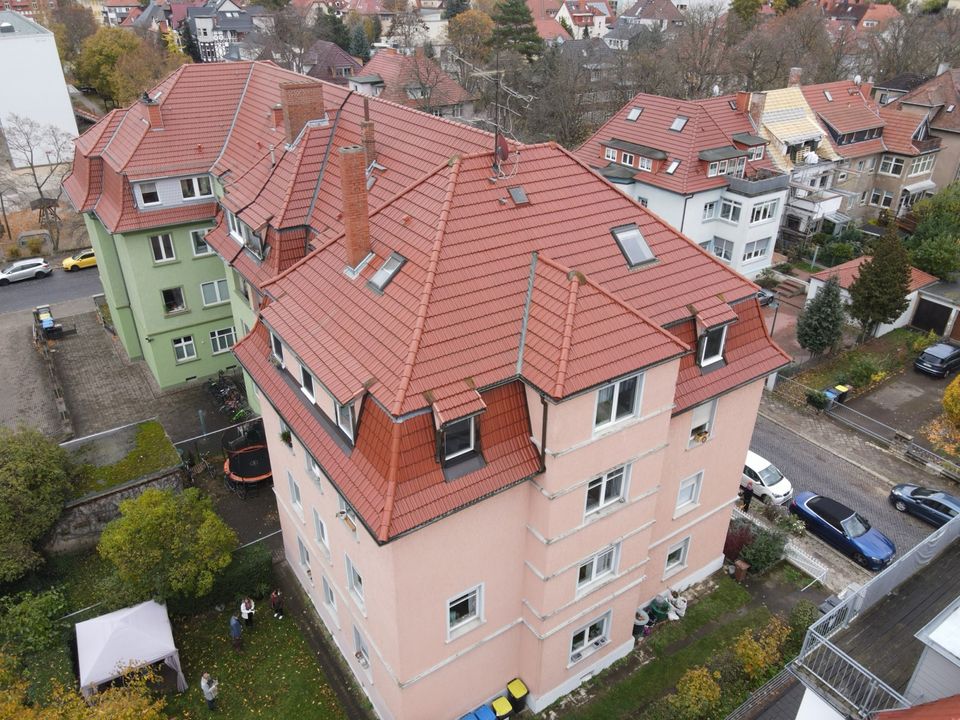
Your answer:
0;258;52;285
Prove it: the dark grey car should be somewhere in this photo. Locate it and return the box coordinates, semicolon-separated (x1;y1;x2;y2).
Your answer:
914;343;960;378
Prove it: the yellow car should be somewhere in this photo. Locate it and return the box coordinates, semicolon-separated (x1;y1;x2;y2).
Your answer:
62;249;97;271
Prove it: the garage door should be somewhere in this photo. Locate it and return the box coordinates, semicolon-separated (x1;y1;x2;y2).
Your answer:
913;298;953;334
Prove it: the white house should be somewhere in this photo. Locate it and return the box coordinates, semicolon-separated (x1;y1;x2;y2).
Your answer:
0;11;78;169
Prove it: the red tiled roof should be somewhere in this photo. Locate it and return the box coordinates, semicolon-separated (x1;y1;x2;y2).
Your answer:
621;0;682;22
575;93;776;195
119;7;142;25
801;80;884;134
535;15;571;39
811;256;938;294
895;69;960;133
356;49;473;109
878;104;930;156
873;694;960;720
859;2;899;29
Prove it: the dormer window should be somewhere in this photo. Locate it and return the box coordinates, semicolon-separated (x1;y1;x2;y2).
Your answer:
748;146;764;161
271;333;284;366
604;147;616;162
138;182;160;206
637;156;653;172
226;208;263;258
670;116;688;132
336;401;355;442
443;416;476;462
368;253;405;293
699;326;727;367
300;364;315;402
180;175;212;199
611;224;655;268
626;107;642;121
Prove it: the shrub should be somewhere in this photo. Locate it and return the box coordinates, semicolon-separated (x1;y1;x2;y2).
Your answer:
168;541;273;616
786;600;819;655
842;354;882;387
772;262;795;275
944;374;960;428
733;616;790;680
911;329;940;354
755;268;779;289
740;528;786;574
6;246;20;260
724;520;755;562
0;589;67;654
667;666;722;720
806;390;829;410
26;237;43;255
822;242;855;265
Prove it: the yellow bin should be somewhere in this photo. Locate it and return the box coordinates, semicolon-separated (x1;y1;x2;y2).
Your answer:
492;696;512;719
507;677;528;711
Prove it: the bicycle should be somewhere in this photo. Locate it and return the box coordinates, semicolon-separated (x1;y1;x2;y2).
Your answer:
185;450;216;483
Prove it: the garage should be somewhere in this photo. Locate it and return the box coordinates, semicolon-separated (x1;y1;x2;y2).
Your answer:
912;298;953;335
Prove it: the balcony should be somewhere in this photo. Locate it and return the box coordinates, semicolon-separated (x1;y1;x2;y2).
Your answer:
788;187;844;221
912;136;941;153
725;168;790;197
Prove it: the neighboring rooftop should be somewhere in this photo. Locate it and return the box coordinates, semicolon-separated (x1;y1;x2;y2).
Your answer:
355;48;473;109
894;69;960;134
0;10;48;35
620;0;683;23
811;256;938;294
874;695;960;719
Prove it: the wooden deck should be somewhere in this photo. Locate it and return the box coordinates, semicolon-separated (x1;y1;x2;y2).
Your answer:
833;540;960;693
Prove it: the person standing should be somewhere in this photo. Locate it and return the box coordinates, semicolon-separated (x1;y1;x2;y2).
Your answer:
229;614;243;651
270;589;284;619
742;480;755;513
201;672;218;711
240;597;255;627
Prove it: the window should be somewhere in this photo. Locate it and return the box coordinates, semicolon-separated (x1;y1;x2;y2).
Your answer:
191;229;211;256
859;191;868;206
313;509;329;552
288;471;303;515
346;556;364;606
823;90;833;102
750;199;778;224
586;465;628;514
666;159;680;174
676;471;703;510
307;454;324;489
300;365;315;401
200;278;229;306
443;416;475;460
863;19;877;27
702;201;717;220
699;325;726;366
150;234;175;262
665;537;690;574
297;536;311;578
594;375;641;429
577;544;618;588
451;104;463;118
626;107;642;121
870;189;882;206
172;335;196;362
837;170;848;183
447;585;483;636
670;116;688;131
337;492;358;533
879;155;905;176
180;175;212;199
708;162;719;178
322;575;336;609
353;626;370;668
336;401;355;441
604;147;617;161
621;152;635;167
570;613;609;662
611;224;655;267
225;208;263;257
719;199;741;223
210;327;236;354
867;157;877;171
748;145;764;161
638;156;653;172
369;253;405;292
856;159;865;171
742;238;770;262
689;399;716;445
508;186;529;205
881;191;894;208
138;182;160;205
712;238;733;262
161;287;186;314
909;154;935;176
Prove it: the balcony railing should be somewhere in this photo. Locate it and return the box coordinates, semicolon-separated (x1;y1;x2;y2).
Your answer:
725;169;790;197
912;136;941;153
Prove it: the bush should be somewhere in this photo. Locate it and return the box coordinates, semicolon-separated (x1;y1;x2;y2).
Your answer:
734;616;790;680
666;666;722;720
6;246;20;260
822;242;855;266
943;374;960;428
911;329;940;354
26;237;43;255
806;390;829;410
724;521;755;562
840;354;882;387
755;268;779;289
167;541;273;616
772;262;795;275
0;589;67;654
740;528;786;574
786;600;819;655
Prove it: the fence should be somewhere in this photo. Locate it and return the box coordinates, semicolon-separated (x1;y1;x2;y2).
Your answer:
731;507;829;591
173;418;261;478
724;668;796;720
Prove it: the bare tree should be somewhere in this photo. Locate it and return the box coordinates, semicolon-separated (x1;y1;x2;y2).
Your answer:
388;9;428;49
255;5;317;73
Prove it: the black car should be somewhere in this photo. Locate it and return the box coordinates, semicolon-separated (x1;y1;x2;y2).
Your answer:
757;288;777;307
914;342;960;378
889;484;960;527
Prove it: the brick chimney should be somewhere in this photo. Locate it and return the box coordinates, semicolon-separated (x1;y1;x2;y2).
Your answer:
749;92;767;129
339;145;370;269
272;103;284;131
361;97;376;166
788;67;803;87
280;81;325;144
141;92;163;130
735;91;750;114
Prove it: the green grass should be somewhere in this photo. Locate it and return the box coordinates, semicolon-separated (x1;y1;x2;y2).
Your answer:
646;576;750;654
772;563;818;591
72;421;181;497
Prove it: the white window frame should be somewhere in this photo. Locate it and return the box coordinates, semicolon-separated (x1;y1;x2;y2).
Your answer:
708;161;719;177
742;238;770;262
150;233;175;263
300;364;315;402
297;536;311;582
712;238;733;262
585;465;628;515
593;374;642;430
191;229;212;256
702;201;717;220
621;152;635;167
287;471;303;517
271;333;284;366
719;199;741;223
665;537;690;576
180;175;213;200
604;147;617;162
209;327;236;354
313;508;329;554
336;400;355;441
172;335;196;363
750;199;778;224
321;575;337;609
748;146;764;161
447;584;484;639
346;555;364;608
200;278;229;306
443;416;475;461
676;471;703;512
699;325;727;366
688;399;716;446
337;492;359;534
161;286;187;315
306;454;325;490
569;612;610;664
138;182;160;206
908;154;935;177
637;156;653;173
878;155;904;177
577;543;619;590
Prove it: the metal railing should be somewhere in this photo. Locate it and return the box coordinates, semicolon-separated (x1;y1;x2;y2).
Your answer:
725;668;796;720
731;507;829;591
906;442;960;481
825;401;898;446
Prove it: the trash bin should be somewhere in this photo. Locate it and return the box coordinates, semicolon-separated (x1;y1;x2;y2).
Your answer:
734;559;750;582
833;384;850;403
492;696;513;719
458;713;479;720
647;596;670;623
822;388;839;410
507;678;528;712
473;705;496;720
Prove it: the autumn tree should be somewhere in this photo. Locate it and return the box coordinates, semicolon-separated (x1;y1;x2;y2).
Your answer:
76;27;141;100
490;0;543;61
388;9;429;48
0;428;71;583
731;0;761;24
797;275;846;357
261;5;319;73
448;8;494;65
111;34;188;106
99;488;237;603
848;230;912;339
50;0;98;65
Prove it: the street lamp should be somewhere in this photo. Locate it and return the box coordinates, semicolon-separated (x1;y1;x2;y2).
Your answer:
769;301;781;337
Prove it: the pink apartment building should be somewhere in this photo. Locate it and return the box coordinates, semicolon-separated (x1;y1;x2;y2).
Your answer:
66;62;789;719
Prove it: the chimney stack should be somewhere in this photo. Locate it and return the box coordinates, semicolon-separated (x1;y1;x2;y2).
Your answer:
749;92;767;129
787;67;803;87
279;81;325;145
272;103;284;131
141;92;163;130
339;145;371;269
361;97;377;166
735;91;750;114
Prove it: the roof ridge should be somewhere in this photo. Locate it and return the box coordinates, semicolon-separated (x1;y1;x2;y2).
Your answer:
390;155;462;415
553;271;581;396
275;131;313;226
377;410;403;542
117;64;190;173
213;62;256;169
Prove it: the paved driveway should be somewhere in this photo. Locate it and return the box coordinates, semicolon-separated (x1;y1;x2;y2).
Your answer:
0;267;103;314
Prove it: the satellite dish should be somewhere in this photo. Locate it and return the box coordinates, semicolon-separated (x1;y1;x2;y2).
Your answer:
712;84;720;96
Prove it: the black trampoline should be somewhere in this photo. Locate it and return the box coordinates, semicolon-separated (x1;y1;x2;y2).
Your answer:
222;421;272;498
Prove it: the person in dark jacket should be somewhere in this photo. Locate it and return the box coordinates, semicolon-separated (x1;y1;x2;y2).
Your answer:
229;614;243;651
742;480;755;513
270;589;284;619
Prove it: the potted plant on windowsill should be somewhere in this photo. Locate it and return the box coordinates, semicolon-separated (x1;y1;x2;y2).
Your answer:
269;355;282;369
693;430;709;444
280;429;292;446
355;651;369;669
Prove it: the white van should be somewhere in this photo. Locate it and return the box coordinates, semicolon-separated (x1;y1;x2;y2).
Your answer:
741;451;793;505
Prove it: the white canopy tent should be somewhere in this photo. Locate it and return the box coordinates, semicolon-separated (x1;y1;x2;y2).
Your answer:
76;600;187;697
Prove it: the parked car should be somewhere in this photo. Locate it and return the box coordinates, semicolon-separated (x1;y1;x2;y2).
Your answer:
62;249;97;271
0;258;52;285
790;491;895;570
889;484;960;527
742;451;793;504
914;342;960;378
757;288;777;307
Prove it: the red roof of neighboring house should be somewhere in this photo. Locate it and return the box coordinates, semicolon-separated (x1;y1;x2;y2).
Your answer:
535;15;572;39
878;104;931;156
895;69;960;133
575;92;777;195
621;0;683;22
859;2;900;29
103;0;141;7
801;80;883;135
356;49;473;109
303;39;362;84
873;694;960;719
812;256;938;294
119;7;142;25
168;0;206;29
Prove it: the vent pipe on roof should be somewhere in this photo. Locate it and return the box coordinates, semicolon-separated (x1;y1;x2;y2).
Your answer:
140;92;163;130
735;90;750;114
788;66;803;87
279;81;324;145
339;145;371;270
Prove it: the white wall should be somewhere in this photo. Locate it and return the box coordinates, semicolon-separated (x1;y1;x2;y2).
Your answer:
805;277;918;337
0;15;78;169
906;646;960;705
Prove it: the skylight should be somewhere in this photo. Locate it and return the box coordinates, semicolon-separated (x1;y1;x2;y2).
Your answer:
824;90;834;102
666;160;680;174
670;116;688;132
626;107;643;121
508;186;529;205
611;224;655;267
728;100;737;110
368;253;405;292
948;105;956;113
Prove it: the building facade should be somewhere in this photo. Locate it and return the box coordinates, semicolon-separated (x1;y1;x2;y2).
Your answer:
187;0;269;62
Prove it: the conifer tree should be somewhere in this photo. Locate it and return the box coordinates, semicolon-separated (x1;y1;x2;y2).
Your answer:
796;275;845;357
490;0;543;60
848;229;911;340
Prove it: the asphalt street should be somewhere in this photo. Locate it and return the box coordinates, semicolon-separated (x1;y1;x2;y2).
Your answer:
0;266;103;315
751;415;932;555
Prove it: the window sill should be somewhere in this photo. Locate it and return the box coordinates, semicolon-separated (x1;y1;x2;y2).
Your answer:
153;259;181;267
584;498;627;524
672;502;700;520
192;251;216;259
575;572;617;599
662;562;687;581
749;219;776;227
175;356;200;365
567;638;610;668
203;301;231;310
741;255;768;265
211;348;235;356
446;616;485;643
164;308;190;318
592;413;639;438
687;435;711;449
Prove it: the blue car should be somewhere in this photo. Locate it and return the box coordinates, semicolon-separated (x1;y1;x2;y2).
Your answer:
889;484;960;528
790;492;896;571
